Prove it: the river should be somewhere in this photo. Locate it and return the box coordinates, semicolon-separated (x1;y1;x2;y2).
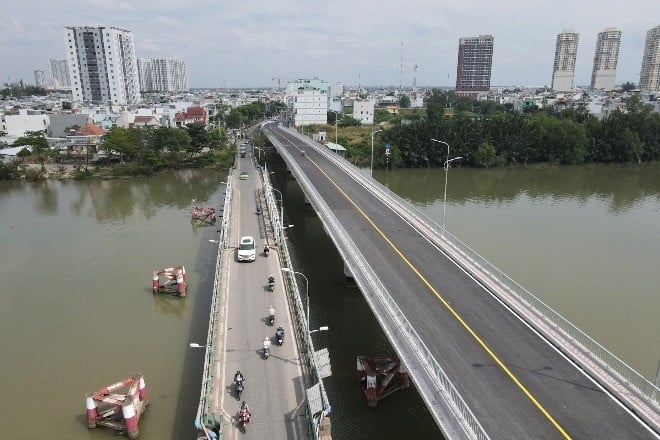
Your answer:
0;162;657;439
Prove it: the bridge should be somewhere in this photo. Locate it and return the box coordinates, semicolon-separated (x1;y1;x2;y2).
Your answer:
259;122;660;440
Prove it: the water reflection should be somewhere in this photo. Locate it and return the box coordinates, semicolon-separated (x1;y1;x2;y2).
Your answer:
378;163;660;215
152;294;188;318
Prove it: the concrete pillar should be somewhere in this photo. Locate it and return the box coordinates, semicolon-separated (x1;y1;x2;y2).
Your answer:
122;399;139;439
85;393;98;428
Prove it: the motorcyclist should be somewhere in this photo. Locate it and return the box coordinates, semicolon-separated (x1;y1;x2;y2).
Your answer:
239;401;251;423
234;370;244;384
268;274;275;284
276;326;284;339
263;337;271;353
263;242;269;256
268;306;275;320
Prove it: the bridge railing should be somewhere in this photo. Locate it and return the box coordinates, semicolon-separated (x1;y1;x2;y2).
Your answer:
286;126;660;426
269;129;490;440
260;162;331;439
196;170;234;438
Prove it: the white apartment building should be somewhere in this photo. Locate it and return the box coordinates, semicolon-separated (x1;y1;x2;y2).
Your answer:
293;87;328;126
65;25;140;104
552;30;579;92
50;58;71;89
353;100;374;125
591;28;621;90
138;58;189;92
34;70;46;87
640;25;660;92
2;110;50;137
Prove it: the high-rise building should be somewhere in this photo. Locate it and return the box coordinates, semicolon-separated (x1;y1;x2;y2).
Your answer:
50;58;71;89
137;58;189;92
591;28;621;90
552;30;579;92
34;70;46;87
64;25;140;104
455;35;494;98
640;25;660;92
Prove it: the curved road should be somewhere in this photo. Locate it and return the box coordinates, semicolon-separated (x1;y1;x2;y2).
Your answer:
264;123;658;440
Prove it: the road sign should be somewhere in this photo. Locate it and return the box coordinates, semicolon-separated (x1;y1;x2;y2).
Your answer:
385;143;391;156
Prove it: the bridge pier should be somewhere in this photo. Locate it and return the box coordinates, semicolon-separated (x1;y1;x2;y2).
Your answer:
357;356;409;408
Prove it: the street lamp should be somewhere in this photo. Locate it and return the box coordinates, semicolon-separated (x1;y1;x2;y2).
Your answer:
309;326;329;334
330;110;341;144
370;129;382;178
281;268;310;331
431;138;462;232
254;146;264;163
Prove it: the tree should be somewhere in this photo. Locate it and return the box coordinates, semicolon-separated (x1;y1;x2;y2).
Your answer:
399;94;411;108
103;127;135;163
620;81;636;92
338;116;362;127
473;142;497;167
14;130;51;169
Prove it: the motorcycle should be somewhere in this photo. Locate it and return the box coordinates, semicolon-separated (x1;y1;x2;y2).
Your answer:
276;327;284;346
267;275;275;292
235;377;244;400
263;245;269;257
238;401;250;433
263;338;271;359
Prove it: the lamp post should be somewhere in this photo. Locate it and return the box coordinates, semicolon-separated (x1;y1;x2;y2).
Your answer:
431;139;463;231
370;129;382;177
330;110;341;144
254;146;264;163
281;268;310;330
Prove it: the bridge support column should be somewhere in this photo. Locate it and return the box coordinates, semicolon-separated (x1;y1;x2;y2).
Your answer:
343;264;356;287
398;363;410;389
356;357;366;381
366;373;378;407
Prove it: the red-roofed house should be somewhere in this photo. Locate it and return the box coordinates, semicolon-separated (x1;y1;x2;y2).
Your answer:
175;106;208;126
131;115;161;128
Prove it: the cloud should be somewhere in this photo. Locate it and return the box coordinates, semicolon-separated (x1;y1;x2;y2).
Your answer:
1;0;658;87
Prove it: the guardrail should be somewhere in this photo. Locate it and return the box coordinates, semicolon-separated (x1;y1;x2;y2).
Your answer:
260;161;331;439
283;125;660;432
195;170;234;438
268;129;487;440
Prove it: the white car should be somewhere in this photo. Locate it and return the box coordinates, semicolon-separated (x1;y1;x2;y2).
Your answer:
237;236;256;262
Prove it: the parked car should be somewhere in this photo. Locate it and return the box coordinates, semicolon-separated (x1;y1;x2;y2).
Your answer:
237;236;256;262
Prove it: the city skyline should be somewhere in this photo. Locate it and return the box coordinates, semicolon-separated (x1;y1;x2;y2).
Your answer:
1;0;658;89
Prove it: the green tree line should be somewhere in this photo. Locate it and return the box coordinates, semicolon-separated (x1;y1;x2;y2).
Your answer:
214;101;286;128
378;90;659;168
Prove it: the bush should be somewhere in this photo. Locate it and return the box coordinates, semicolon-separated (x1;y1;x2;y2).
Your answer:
24;167;46;181
0;162;20;180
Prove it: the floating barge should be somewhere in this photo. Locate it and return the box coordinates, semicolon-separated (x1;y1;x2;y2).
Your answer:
191;200;216;225
152;265;188;297
85;373;148;439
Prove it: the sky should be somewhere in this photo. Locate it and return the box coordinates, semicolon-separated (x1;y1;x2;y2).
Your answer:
1;0;658;89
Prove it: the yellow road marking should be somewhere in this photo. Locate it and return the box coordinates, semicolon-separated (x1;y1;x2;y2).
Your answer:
299;148;571;439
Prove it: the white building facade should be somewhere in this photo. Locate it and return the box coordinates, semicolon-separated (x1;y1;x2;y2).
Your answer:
65;25;140;104
552;30;579;92
293;88;328;126
2;110;50;137
353;100;374;125
591;28;621;90
138;58;189;92
34;70;46;87
640;25;660;92
50;58;71;89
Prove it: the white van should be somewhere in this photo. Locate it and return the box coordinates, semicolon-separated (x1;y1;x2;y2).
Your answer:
237;236;256;262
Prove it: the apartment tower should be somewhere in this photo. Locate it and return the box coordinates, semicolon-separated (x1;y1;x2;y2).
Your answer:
591;28;621;90
640;25;660;92
137;58;189;92
50;58;71;89
552;30;579;92
64;25;140;104
455;35;494;99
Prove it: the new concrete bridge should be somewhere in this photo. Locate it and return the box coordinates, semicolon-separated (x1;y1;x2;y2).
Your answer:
258;122;660;440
